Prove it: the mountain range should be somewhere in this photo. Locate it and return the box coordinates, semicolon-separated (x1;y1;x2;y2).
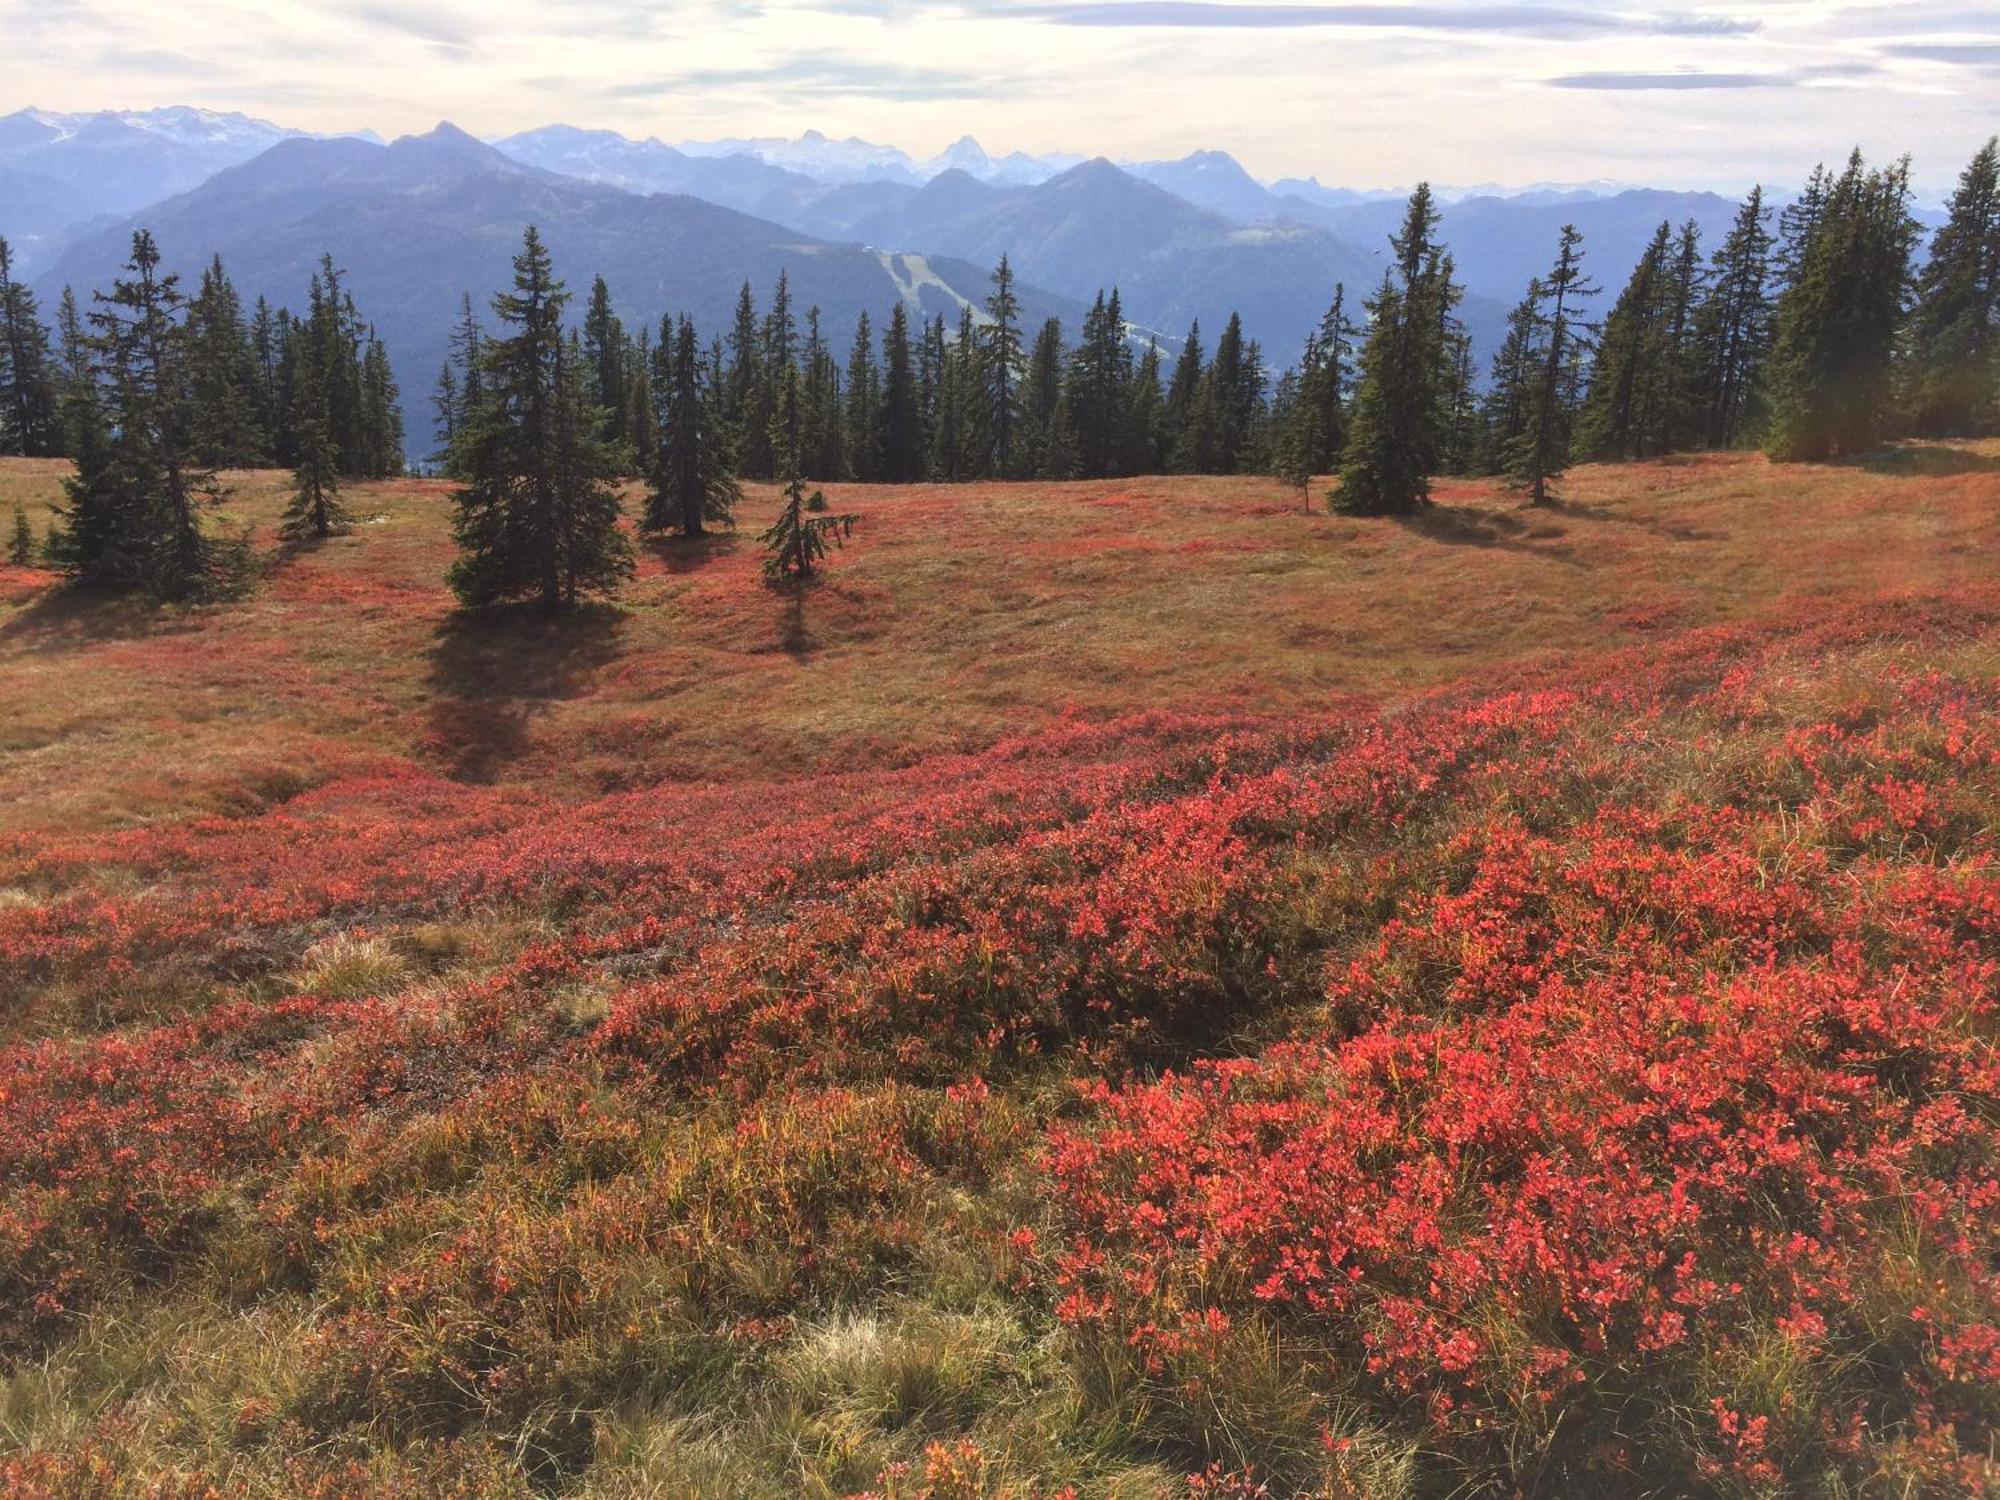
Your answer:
10;107;1807;454
31;126;1087;440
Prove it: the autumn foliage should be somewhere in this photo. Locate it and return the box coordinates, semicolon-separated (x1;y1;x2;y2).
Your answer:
0;453;1996;1494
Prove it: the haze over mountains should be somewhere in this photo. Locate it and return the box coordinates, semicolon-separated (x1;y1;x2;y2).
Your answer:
11;104;1800;450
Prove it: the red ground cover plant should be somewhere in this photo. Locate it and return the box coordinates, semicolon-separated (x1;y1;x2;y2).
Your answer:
0;589;1995;1494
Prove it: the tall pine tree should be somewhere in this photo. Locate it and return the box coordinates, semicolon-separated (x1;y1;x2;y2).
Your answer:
1765;151;1919;461
448;227;633;609
0;236;61;457
1903;137;2000;436
1336;185;1463;515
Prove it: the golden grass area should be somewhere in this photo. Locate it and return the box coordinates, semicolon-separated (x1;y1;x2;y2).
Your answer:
2;444;1996;835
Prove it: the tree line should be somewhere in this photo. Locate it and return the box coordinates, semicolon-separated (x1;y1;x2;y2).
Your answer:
1;231;403;596
3;137;1997;601
1318;141;1997;514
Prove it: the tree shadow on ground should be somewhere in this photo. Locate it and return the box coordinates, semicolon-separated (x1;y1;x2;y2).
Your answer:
774;587;817;660
1392;504;1582;565
424;602;627;783
1543;497;1726;544
0;583;205;653
1847;444;2000;478
651;531;741;575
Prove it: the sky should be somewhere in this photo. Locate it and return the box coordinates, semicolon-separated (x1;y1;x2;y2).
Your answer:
3;0;1996;194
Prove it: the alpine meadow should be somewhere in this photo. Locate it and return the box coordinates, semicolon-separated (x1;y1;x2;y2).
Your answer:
2;4;1999;1496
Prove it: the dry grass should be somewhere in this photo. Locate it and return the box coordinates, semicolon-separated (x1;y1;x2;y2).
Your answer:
2;444;1995;835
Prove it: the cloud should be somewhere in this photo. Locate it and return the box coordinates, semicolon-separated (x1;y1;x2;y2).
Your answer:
998;2;1756;35
1548;69;1773;89
613;57;1013;102
1881;41;2000;64
344;3;480;55
1548;59;1879;90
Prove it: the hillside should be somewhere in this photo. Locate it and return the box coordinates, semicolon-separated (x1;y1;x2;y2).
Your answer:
1;450;1997;1494
29;126;1082;454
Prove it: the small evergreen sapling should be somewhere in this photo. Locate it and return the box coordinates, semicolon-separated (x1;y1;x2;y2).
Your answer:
7;504;34;566
762;366;857;585
279;363;350;542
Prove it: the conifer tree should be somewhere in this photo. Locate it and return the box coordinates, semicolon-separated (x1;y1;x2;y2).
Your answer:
1903;137;2000;436
844;311;880;481
0;236;61;457
1122;339;1165;474
448;227;633;609
8;503;33;566
582;275;627;452
250;296;283;445
1019;317;1073;478
725;281;768;478
186;255;266;467
432;363;460;464
876;302;924;482
1290;286;1354;473
442;293;484;473
762;364;857;585
1067;289;1131;478
985;255;1023;476
1577;222;1672;462
1204;312;1258;473
1765;151;1920;461
645;315;739;538
55;231;241;598
801;307;845;479
279;358;349;543
1692;188;1775;449
1480;287;1542;473
1336;184;1463;515
359;337;404;478
1505;225;1597;504
1165;322;1209;473
1438;328;1481;475
931;306;990;481
625;354;658;488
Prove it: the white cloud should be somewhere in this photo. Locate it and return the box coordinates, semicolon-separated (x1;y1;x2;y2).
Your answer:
0;0;1988;193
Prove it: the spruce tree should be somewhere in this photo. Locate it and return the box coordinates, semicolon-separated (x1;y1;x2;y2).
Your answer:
1439;328;1481;475
1019;317;1073;478
645;316;739;538
725;281;768;478
279;358;349;543
1480;286;1542;473
359;336;404;478
7;503;33;566
186;255;266;468
800;307;844;479
1165;322;1209;473
1067;289;1131;478
1335;184;1463;515
582;275;627;451
1298;287;1354;472
442;293;484;474
447;227;633;609
1505;225;1597;504
876;302;924;482
1765;151;1920;461
0;237;61;457
1122;339;1165;475
56;231;239;599
432;363;460;465
1903;137;2000;436
1692;188;1775;449
1577;222;1672;462
762;364;857;585
986;255;1023;475
844;311;880;482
